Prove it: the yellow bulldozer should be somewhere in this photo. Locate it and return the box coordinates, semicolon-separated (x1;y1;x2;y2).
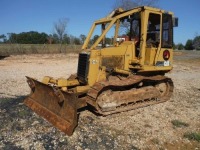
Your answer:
24;6;178;135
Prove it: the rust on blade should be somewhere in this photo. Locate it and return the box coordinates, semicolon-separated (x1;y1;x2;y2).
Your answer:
24;76;78;136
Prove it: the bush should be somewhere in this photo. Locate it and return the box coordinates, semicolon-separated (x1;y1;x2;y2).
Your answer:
176;43;184;50
171;119;189;128
184;132;200;142
185;39;194;50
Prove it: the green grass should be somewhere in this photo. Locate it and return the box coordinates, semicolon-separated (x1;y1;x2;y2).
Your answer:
171;119;189;128
184;132;200;142
0;44;82;55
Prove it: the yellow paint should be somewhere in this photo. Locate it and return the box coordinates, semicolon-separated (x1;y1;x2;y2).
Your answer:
45;6;177;93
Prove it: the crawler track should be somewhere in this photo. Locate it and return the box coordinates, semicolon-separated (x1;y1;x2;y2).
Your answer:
87;75;174;115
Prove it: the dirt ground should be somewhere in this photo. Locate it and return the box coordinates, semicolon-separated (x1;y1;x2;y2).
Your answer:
0;51;200;150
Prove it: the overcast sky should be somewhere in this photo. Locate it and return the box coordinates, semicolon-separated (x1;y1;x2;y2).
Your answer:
1;0;200;44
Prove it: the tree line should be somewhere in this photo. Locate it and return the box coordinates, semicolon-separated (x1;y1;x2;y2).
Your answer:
175;35;200;50
0;31;84;45
0;32;115;46
1;31;200;50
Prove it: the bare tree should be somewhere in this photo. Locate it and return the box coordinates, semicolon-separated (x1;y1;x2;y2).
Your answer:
114;0;159;10
54;18;69;52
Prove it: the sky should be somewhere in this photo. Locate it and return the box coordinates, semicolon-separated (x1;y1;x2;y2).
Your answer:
0;0;200;44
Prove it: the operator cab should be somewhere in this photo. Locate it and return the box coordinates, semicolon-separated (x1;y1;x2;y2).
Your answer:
81;6;178;73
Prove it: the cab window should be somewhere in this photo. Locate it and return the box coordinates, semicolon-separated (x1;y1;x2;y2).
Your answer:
146;13;161;48
162;14;173;48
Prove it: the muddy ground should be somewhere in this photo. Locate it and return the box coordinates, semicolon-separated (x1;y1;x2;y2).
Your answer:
0;51;200;150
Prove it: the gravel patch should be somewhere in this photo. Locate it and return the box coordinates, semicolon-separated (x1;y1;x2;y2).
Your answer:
0;52;200;149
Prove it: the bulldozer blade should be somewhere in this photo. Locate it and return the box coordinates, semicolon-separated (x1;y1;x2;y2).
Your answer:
24;76;77;136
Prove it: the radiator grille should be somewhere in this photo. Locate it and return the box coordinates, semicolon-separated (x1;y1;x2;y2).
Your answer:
77;53;90;83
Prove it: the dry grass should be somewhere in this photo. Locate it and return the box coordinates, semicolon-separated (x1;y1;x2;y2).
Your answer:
173;51;185;56
0;44;82;55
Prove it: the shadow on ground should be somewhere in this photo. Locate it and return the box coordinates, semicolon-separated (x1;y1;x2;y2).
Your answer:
0;96;139;149
0;96;38;149
0;55;9;60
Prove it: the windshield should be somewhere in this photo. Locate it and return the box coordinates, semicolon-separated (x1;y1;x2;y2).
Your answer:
85;11;141;49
